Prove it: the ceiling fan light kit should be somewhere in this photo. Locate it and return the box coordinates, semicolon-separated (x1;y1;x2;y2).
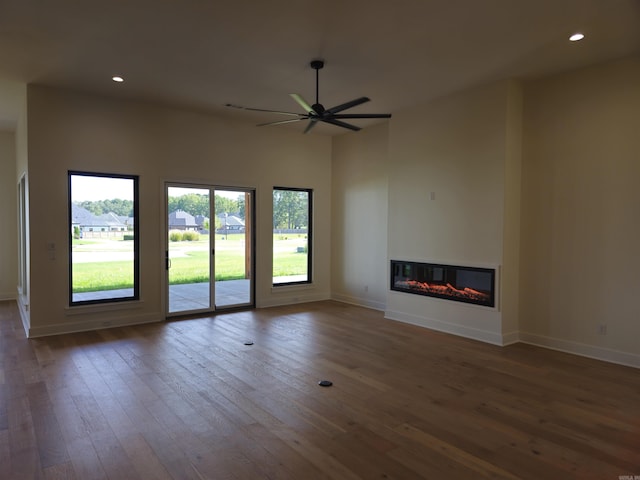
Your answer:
227;60;391;133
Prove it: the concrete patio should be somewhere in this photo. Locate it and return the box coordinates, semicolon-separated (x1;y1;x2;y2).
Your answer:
73;279;251;313
169;279;251;313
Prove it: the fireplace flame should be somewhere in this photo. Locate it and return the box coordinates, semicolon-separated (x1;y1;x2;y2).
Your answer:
397;280;490;303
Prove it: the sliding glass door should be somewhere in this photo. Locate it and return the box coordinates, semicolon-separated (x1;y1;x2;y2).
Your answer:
214;188;253;308
166;184;253;315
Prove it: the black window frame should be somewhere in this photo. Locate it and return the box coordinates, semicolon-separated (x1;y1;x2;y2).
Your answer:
68;171;140;306
272;186;312;286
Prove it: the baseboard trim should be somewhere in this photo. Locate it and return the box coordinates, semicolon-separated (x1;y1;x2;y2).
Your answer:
17;296;30;337
385;309;504;346
519;332;640;369
380;313;639;368
331;293;386;312
501;330;520;346
0;291;16;301
259;291;331;309
28;312;162;338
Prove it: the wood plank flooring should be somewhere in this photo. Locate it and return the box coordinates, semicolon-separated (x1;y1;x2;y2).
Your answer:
1;299;638;479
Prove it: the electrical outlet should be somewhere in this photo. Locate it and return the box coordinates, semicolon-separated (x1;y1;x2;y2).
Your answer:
597;324;607;335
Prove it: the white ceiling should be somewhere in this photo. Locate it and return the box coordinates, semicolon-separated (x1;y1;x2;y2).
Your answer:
1;0;639;134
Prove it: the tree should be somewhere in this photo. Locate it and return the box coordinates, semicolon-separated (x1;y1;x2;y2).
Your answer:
168;193;209;217
236;194;246;219
273;190;308;230
214;195;238;217
166;193;248;222
79;199;134;217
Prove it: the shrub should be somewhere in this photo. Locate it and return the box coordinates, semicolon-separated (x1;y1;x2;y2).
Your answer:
169;230;183;242
181;231;200;241
123;234;135;241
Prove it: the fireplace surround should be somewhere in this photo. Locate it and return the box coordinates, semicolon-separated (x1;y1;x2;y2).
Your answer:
390;260;496;308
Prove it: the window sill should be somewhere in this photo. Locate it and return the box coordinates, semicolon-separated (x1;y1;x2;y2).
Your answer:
65;298;145;316
271;283;313;293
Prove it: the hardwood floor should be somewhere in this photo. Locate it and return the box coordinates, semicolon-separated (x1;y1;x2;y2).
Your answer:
1;300;638;479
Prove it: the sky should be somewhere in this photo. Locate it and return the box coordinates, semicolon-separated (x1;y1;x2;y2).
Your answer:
71;175;133;201
169;186;246;200
71;175;247;201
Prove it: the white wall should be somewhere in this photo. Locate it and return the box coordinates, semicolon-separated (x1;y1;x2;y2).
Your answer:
330;55;640;366
384;80;512;344
0;130;17;300
331;122;389;310
25;85;332;336
520;55;640;366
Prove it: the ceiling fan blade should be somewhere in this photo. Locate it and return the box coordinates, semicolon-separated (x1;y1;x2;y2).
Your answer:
321;118;361;131
331;113;392;119
226;104;303;117
303;119;318;134
290;94;315;114
257;118;307;127
326;97;370;114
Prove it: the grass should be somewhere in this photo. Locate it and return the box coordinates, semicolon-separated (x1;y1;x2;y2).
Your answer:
71;235;308;293
272;251;308;277
72;261;135;293
169;250;249;284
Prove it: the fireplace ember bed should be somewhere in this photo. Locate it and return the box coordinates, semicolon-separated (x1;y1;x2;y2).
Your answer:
391;260;495;308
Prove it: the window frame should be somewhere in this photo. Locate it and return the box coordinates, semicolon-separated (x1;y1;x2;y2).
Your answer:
272;186;313;286
17;174;28;299
68;171;140;306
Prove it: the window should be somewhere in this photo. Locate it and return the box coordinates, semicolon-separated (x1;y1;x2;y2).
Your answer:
273;187;312;285
69;172;139;305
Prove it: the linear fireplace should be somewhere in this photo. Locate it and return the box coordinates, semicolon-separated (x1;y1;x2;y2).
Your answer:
390;260;496;308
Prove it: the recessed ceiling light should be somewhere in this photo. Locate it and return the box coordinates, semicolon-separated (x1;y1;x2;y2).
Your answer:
569;33;585;42
112;76;124;83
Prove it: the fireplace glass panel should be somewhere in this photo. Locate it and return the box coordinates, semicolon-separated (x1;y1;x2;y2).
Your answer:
391;260;495;307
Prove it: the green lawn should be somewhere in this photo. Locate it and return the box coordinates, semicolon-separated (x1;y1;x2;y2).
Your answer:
170;250;249;283
272;251;308;276
72;261;136;293
71;234;308;293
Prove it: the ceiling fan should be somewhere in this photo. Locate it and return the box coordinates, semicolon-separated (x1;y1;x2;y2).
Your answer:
226;60;392;134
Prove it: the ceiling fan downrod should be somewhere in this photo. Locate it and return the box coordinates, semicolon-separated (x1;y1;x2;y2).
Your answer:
310;60;324;112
